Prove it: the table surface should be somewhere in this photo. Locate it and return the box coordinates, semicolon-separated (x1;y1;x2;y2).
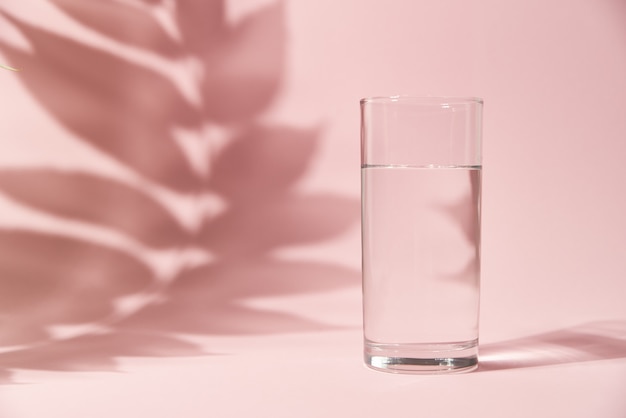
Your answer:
2;286;625;418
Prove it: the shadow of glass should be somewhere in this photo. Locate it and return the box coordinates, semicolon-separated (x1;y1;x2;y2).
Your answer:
478;321;626;372
0;0;360;383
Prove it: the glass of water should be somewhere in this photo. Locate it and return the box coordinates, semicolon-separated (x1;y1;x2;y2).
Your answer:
360;96;483;374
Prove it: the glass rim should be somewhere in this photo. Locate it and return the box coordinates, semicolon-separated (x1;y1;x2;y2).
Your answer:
360;95;483;105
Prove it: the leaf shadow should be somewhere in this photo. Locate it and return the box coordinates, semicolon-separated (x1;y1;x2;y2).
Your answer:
0;230;156;347
0;10;202;192
0;0;360;383
0;170;189;248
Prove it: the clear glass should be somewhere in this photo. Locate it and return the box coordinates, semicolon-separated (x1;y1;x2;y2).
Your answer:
360;96;483;374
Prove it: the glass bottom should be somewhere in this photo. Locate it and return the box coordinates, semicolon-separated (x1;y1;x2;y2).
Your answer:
364;339;478;374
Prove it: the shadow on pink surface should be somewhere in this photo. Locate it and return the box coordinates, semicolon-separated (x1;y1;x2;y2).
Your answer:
478;321;626;372
0;0;359;383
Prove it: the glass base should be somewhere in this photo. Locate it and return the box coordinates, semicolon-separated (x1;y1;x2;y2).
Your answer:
364;339;478;374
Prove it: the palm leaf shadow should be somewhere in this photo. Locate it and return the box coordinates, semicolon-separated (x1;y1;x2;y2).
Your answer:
0;0;359;382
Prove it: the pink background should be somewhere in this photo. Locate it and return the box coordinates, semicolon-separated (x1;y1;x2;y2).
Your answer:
1;0;625;416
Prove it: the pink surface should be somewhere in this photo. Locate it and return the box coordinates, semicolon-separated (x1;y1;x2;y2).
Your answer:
1;0;625;417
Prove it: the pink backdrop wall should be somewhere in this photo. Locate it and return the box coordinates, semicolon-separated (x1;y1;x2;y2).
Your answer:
0;0;625;415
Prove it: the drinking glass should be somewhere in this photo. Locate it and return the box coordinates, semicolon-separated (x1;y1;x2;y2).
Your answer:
361;96;483;373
